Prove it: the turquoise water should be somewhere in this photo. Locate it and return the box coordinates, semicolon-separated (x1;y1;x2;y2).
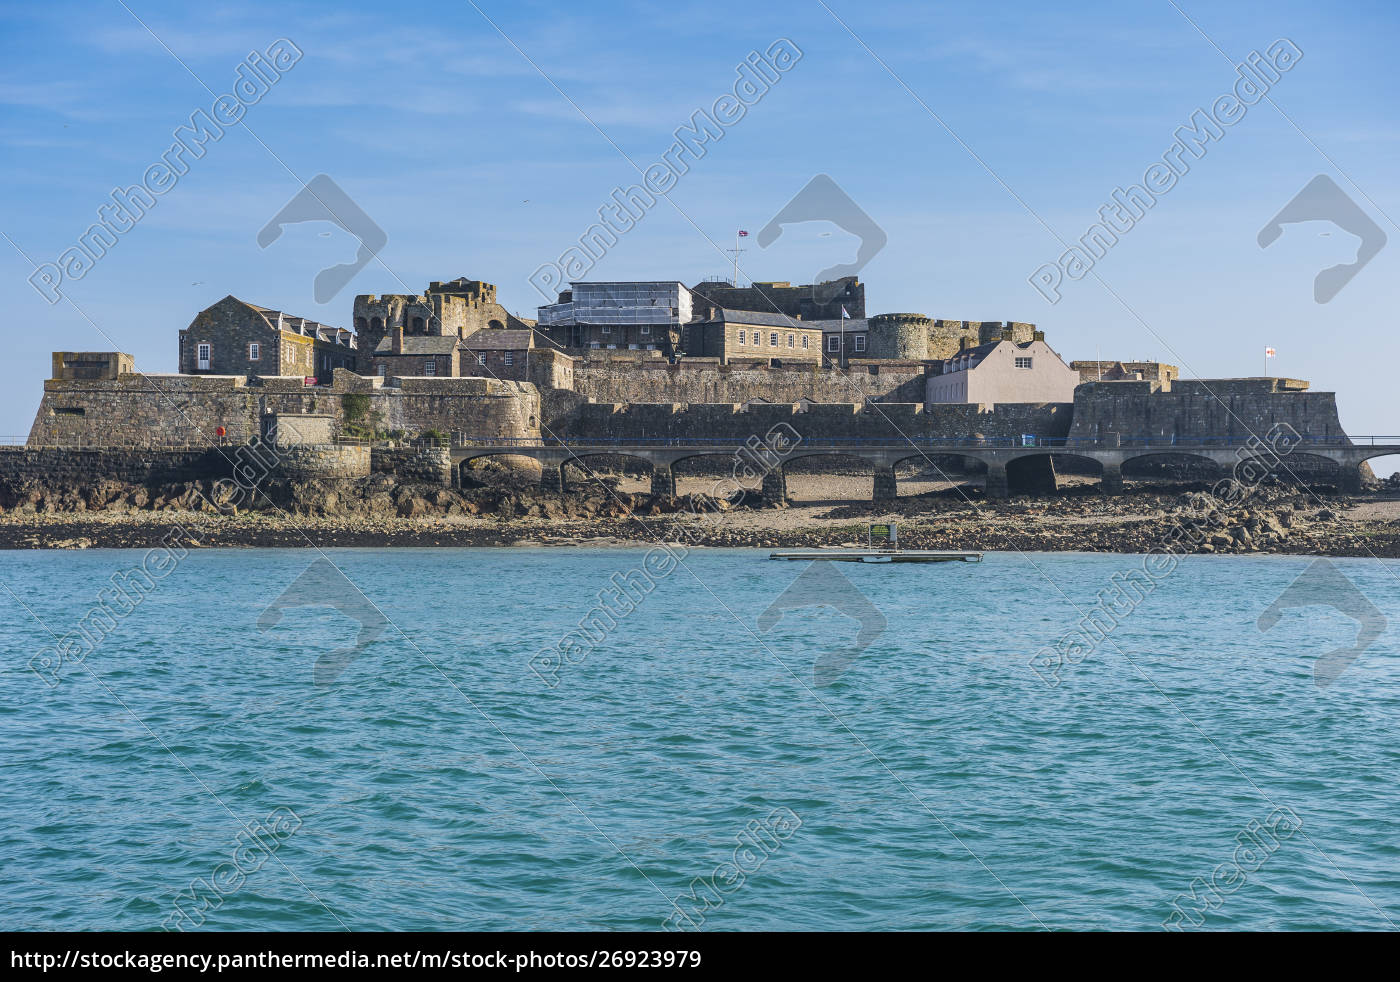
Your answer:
1;547;1398;931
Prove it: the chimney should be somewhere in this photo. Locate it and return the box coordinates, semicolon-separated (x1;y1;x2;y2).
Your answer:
1033;330;1045;341
1001;328;1014;341
392;323;404;355
959;336;971;351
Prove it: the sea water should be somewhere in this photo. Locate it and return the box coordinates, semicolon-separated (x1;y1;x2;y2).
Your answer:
1;547;1397;931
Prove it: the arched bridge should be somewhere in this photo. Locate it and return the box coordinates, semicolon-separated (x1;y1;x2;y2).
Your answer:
450;436;1400;500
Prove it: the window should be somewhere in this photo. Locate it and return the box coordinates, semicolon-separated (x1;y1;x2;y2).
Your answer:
601;325;611;335
769;332;778;346
801;336;809;349
738;330;746;345
1015;356;1033;369
412;316;425;333
640;325;650;335
853;335;866;352
423;359;436;376
787;334;795;348
504;351;514;366
248;342;260;361
196;343;211;369
827;336;840;353
377;363;387;377
477;354;487;365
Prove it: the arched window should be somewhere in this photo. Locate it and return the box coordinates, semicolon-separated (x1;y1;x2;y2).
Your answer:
412;316;425;333
488;319;505;331
355;317;367;332
371;317;383;333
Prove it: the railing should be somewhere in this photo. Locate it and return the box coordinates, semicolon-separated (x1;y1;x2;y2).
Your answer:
452;434;1400;451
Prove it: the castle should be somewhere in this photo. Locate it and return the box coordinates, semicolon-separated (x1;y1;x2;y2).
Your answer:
18;272;1362;496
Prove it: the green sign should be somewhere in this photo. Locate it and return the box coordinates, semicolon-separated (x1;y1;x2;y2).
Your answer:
869;523;897;548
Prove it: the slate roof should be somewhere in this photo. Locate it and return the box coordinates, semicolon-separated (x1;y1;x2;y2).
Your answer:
373;335;460;356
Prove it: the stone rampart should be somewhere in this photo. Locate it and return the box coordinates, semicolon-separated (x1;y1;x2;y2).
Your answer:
551;400;1073;444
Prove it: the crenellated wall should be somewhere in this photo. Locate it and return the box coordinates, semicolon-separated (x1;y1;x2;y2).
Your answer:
564;356;927;412
548;400;1073;444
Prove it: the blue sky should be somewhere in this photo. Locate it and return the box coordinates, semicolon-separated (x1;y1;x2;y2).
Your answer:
2;0;1396;457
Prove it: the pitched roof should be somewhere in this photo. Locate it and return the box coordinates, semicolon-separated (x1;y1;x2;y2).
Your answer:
219;296;350;344
460;329;535;350
703;308;814;329
373;335;460;356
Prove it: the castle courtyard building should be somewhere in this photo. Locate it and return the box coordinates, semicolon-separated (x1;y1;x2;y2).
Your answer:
927;337;1080;407
178;295;355;384
684;309;823;365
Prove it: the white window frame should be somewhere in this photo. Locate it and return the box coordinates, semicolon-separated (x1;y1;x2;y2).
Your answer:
827;336;840;353
601;325;611;335
477;354;487;365
196;343;212;370
504;351;514;366
801;336;809;349
377;363;386;377
248;342;260;361
769;332;778;347
1015;356;1033;369
853;335;866;352
738;330;746;345
787;334;795;348
640;325;651;336
423;359;436;376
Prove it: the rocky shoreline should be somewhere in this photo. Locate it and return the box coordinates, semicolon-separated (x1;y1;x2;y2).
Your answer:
2;471;1398;556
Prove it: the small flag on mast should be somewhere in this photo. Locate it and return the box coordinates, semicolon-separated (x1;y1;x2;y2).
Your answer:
1265;347;1276;357
841;306;850;319
737;229;749;237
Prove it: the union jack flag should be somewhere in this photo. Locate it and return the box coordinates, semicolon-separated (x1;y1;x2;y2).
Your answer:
737;229;749;237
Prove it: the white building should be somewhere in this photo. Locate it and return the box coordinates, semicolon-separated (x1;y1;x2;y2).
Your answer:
926;338;1080;407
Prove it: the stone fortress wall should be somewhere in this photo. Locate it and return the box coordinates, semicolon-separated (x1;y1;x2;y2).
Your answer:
548;399;1074;444
27;370;540;448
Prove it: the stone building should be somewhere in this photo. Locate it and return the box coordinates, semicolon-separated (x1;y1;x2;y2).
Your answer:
927;336;1080;407
811;313;1038;366
178;296;356;384
688;276;865;322
1071;360;1180;386
459;329;536;380
352;277;535;374
682;309;823;365
52;351;134;381
369;328;461;379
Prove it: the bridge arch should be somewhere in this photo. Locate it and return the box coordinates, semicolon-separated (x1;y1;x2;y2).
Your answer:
1257;451;1348;491
560;451;661;494
1121;451;1223;485
891;451;990;498
780;450;877;502
1357;452;1400;490
670;451;765;500
457;450;545;489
